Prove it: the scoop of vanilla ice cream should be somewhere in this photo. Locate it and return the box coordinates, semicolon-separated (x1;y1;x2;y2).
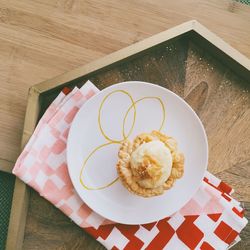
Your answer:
130;140;173;188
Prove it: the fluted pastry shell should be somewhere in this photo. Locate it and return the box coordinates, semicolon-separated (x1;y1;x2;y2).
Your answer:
116;131;184;197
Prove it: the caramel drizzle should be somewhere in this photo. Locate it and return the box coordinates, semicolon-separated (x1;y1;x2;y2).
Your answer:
79;89;166;190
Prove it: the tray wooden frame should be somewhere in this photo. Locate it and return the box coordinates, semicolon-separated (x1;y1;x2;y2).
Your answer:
6;20;249;250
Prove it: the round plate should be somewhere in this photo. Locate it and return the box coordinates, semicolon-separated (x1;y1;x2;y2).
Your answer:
67;81;208;224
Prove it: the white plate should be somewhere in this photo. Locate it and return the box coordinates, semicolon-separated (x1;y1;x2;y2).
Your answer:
67;81;208;224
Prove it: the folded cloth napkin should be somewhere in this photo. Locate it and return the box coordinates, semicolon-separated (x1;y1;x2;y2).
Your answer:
13;81;248;250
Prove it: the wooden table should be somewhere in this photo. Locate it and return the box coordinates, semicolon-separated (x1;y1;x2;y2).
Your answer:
0;0;249;249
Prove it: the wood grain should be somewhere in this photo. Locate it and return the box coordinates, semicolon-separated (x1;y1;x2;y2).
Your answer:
0;0;249;249
0;0;250;164
21;36;250;249
0;158;14;173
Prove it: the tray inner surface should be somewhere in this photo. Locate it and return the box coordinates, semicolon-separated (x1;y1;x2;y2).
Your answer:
23;34;249;249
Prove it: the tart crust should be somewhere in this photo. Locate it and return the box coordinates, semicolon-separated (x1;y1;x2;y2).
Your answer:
116;131;184;197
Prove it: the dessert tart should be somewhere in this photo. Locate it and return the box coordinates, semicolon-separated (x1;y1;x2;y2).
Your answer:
116;131;184;197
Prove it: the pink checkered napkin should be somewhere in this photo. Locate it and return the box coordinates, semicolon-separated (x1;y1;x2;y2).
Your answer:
13;81;247;250
13;81;104;228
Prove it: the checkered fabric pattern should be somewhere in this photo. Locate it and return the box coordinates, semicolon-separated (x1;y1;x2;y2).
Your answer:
85;174;247;250
237;0;250;5
13;81;247;250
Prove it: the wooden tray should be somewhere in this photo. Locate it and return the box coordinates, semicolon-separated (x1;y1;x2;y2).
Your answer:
6;20;250;250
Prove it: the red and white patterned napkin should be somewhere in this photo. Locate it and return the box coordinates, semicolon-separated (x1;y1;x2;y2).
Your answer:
13;81;248;250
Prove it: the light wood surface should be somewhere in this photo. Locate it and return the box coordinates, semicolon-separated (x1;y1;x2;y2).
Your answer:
0;0;250;169
0;0;249;249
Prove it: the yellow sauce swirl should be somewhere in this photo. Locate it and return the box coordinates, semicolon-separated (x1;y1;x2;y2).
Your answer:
79;89;166;190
